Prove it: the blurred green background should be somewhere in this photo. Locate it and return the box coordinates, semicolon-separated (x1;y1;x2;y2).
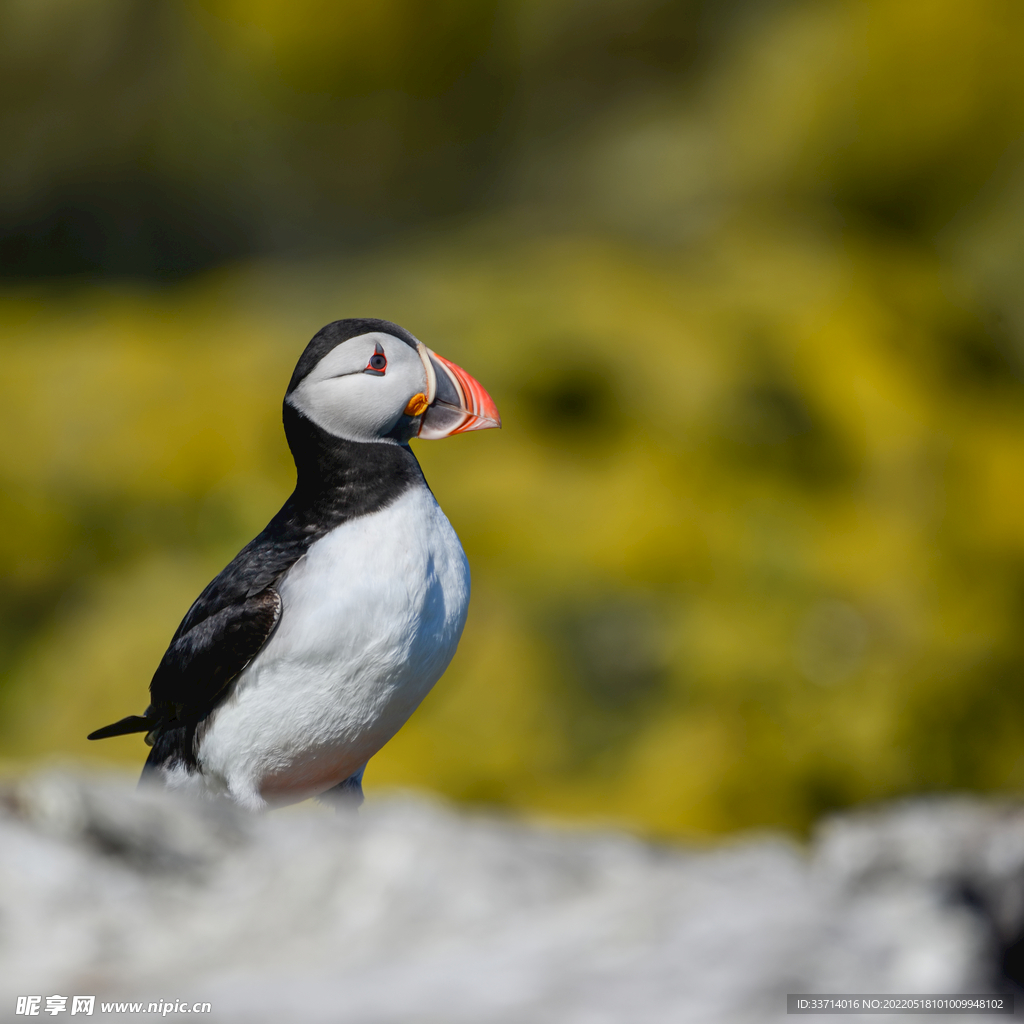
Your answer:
3;0;1024;837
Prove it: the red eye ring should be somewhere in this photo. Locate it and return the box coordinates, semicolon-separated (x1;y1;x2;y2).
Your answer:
364;343;387;376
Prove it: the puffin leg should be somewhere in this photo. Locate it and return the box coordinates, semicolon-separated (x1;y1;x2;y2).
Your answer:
318;763;367;811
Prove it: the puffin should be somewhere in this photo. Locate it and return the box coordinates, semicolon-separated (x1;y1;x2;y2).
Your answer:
87;318;500;810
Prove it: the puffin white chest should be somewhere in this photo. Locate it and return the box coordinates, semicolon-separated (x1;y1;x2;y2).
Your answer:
194;484;470;807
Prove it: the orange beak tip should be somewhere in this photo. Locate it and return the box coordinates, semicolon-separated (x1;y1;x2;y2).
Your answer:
421;350;502;438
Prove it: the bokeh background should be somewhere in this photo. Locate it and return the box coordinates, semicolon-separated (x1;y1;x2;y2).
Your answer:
2;0;1024;838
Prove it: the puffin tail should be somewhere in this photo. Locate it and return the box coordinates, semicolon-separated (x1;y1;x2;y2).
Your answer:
87;715;154;741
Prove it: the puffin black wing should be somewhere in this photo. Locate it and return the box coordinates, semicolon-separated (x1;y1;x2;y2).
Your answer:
86;587;283;744
148;587;283;710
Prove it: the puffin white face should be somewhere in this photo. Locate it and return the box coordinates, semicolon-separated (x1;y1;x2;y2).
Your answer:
287;332;428;443
287;327;501;444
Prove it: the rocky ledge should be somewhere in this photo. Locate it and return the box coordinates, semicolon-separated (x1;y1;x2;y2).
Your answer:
1;771;1023;1023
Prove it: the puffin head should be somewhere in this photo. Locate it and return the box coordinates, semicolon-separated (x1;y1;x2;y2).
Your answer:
285;318;500;444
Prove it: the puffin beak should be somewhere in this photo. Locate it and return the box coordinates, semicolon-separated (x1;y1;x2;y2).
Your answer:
413;344;501;440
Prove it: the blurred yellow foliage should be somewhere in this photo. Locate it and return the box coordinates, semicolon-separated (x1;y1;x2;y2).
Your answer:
3;0;1024;837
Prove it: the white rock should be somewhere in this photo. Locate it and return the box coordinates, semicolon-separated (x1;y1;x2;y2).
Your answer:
0;772;1018;1022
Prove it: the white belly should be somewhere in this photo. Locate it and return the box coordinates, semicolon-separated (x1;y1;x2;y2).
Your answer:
181;485;470;809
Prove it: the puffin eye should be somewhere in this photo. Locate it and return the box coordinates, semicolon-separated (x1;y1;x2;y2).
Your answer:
364;343;387;376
